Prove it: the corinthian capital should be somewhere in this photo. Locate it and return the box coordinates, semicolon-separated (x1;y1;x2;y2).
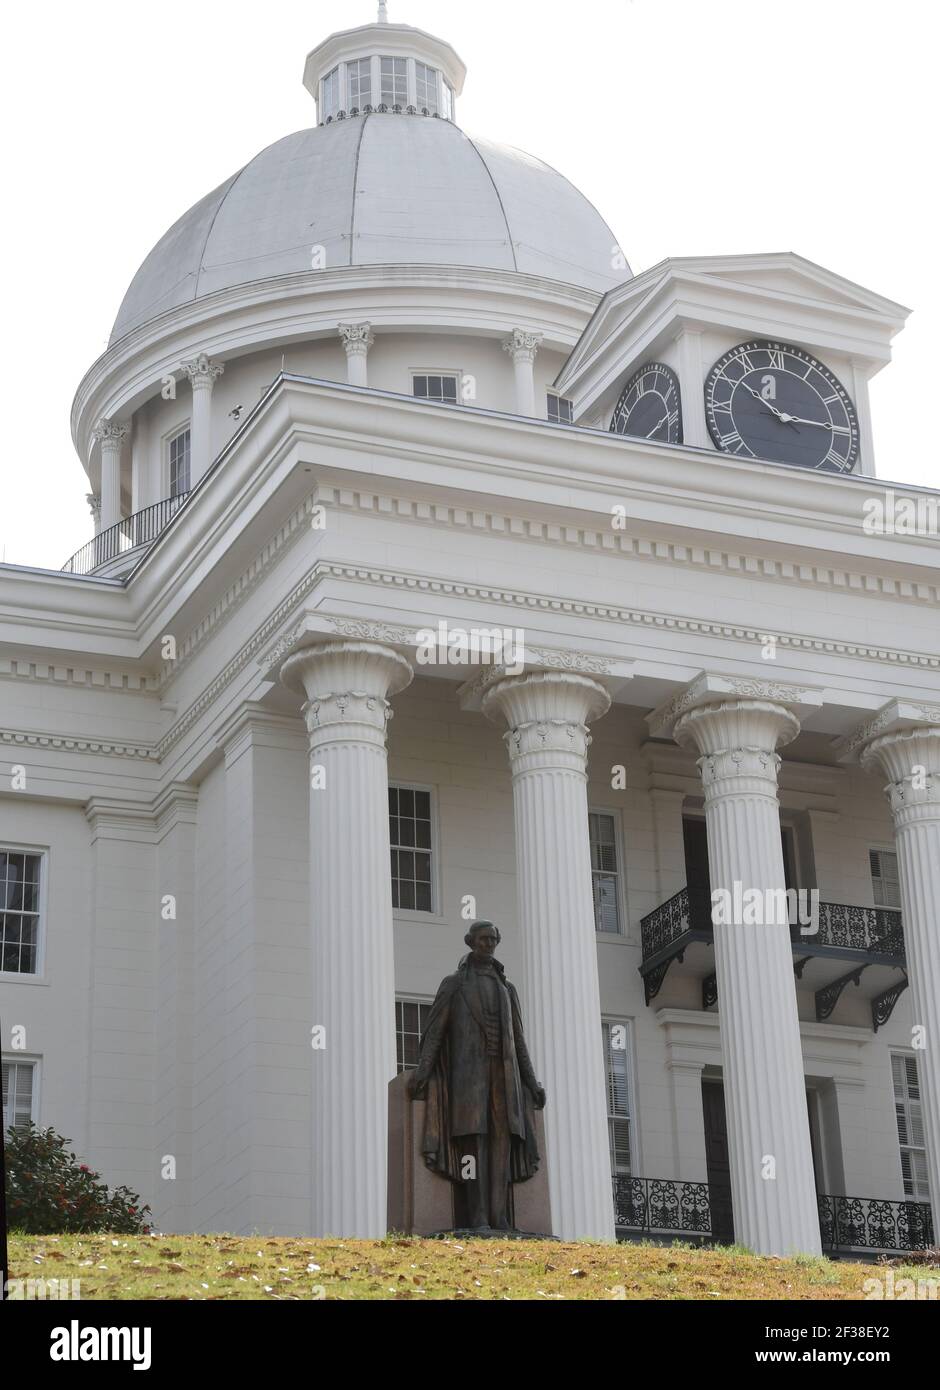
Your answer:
92;419;130;450
338;322;375;357
648;671;822;743
181;353;225;389
843;699;940;825
502;328;543;364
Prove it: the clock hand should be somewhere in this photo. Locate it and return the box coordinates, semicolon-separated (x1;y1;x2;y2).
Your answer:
646;415;669;438
783;415;833;429
738;381;800;431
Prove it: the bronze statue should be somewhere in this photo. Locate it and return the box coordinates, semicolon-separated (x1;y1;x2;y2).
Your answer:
407;921;546;1231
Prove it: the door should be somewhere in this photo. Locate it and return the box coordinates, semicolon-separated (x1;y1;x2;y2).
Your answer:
683;817;711;931
701;1079;734;1243
684;816;796;931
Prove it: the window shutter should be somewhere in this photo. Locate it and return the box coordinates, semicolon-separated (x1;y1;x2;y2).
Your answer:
870;849;902;909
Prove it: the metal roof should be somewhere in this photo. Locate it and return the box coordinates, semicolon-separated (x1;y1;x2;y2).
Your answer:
110;114;628;343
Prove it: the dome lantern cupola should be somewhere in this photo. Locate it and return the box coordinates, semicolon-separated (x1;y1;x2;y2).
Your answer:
303;5;466;124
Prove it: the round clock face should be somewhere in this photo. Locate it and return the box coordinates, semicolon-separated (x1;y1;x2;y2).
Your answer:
704;340;859;473
610;362;683;444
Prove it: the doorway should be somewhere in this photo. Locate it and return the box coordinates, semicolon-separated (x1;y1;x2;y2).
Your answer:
701;1079;734;1243
701;1079;823;1245
683;816;798;925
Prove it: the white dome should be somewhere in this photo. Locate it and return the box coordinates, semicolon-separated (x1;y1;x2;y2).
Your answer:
110;113;629;344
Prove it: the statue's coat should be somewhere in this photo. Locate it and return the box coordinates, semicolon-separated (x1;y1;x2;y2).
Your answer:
413;955;541;1184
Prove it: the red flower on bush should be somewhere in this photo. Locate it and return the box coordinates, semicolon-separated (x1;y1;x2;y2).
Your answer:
3;1123;151;1235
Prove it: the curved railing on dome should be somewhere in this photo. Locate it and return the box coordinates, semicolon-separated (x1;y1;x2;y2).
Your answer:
62;493;192;576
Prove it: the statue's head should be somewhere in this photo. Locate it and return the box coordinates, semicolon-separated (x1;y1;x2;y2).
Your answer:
464;920;500;960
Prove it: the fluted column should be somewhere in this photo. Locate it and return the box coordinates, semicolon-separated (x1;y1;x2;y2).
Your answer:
181;353;224;486
502;328;542;417
338;323;374;387
281;640;413;1236
651;675;823;1255
483;670;614;1240
93;420;129;532
854;702;940;1210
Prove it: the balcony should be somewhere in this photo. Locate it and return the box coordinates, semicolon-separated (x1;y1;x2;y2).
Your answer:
639;887;907;1027
62;492;192;577
613;1176;934;1255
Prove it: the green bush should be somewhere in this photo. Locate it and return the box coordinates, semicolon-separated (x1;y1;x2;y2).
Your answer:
4;1123;151;1234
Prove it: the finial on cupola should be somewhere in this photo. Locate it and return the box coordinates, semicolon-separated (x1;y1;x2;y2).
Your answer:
378;1;389;22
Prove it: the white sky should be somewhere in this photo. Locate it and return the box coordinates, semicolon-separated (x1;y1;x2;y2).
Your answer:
1;0;935;570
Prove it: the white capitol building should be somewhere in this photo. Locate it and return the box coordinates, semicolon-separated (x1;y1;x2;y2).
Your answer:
1;5;937;1256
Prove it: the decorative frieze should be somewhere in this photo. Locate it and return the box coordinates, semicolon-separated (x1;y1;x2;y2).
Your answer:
315;484;940;606
151;482;940;700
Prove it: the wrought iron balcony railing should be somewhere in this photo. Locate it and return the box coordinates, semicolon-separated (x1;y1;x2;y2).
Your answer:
62;492;192;576
812;902;904;957
613;1175;727;1241
640;891;904;963
613;1176;934;1254
639;887;907;1024
640;885;698;960
817;1194;934;1254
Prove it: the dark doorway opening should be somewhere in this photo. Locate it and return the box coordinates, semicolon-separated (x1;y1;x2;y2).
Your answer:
701;1079;734;1243
683;816;797;929
701;1079;821;1246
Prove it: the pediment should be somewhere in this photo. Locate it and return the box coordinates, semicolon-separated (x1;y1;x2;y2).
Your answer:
556;252;909;422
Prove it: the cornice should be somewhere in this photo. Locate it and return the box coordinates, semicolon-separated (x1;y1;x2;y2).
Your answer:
155;554;940;763
282;558;940;674
155;490;319;688
0;729;158;760
0;659;158;694
10;378;940;658
74;266;598;463
313;481;940;606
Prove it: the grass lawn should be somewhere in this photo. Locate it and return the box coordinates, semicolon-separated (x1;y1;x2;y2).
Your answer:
7;1231;929;1300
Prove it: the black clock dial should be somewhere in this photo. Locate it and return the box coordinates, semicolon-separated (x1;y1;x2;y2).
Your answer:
704;340;859;473
610;362;683;444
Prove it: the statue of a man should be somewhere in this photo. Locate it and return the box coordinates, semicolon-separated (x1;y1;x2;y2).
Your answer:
407;921;546;1231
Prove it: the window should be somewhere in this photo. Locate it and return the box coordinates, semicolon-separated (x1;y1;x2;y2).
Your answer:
168;427;191;498
396;999;433;1073
547;394;574;424
441;80;454;121
2;1058;36;1133
346;58;371;110
389;786;433;912
892;1054;930;1200
321;66;340;120
589;812;621;933
1;850;42;975
413;374;458;404
601;1020;633;1175
415;61;439;114
871;849;902;910
381;56;407;106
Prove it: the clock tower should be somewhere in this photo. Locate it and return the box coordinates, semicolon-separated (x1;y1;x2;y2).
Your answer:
555;252;908;478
